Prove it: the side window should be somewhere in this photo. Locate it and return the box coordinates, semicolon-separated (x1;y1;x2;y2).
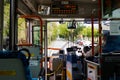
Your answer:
32;26;40;46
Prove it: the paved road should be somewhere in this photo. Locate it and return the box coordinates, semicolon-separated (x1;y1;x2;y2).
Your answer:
48;39;81;56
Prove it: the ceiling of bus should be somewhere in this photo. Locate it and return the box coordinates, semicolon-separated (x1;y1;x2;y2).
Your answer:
18;0;99;18
36;0;98;4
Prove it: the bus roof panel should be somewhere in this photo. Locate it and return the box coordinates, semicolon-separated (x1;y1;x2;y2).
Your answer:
18;0;99;18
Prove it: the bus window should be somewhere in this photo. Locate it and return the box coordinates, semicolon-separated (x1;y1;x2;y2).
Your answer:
18;18;27;44
32;26;40;46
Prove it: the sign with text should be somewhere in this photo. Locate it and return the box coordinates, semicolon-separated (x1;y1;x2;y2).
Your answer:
110;20;120;35
87;63;98;80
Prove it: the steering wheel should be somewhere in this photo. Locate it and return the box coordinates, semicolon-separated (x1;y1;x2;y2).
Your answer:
18;48;31;62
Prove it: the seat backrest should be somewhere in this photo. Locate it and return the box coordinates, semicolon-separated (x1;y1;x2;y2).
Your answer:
0;59;27;80
0;51;32;80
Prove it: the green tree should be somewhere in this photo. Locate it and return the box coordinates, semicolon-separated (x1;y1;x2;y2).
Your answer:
56;22;85;41
73;22;85;40
47;22;58;44
80;26;99;40
58;23;69;39
18;18;26;43
3;1;10;37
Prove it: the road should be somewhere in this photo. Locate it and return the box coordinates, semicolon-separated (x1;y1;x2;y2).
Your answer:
48;39;81;56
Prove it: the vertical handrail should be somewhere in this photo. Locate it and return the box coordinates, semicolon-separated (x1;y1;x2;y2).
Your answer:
98;0;102;55
91;14;94;56
44;21;48;80
9;0;18;51
98;0;102;80
0;0;4;50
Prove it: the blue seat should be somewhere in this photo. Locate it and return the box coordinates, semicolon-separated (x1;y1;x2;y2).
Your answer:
0;50;32;80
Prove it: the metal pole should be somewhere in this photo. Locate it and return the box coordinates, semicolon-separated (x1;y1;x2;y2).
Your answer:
0;0;4;50
91;15;94;56
98;0;102;80
9;0;18;50
98;0;102;54
14;0;18;51
44;21;48;80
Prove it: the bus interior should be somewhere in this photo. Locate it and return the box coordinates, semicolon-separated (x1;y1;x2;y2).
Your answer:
0;0;120;80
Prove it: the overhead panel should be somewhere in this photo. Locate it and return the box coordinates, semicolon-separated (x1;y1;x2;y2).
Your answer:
49;0;98;18
18;0;99;18
51;1;78;14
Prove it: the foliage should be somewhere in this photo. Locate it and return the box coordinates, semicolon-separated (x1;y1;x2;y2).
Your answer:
18;18;26;43
58;23;69;39
3;1;26;43
3;1;10;37
47;22;99;42
80;26;99;38
47;22;58;44
73;22;85;39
